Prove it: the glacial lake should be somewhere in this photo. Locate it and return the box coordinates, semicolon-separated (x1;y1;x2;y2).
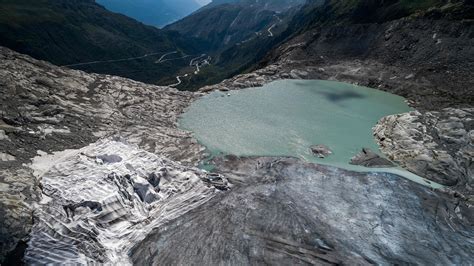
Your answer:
180;79;442;188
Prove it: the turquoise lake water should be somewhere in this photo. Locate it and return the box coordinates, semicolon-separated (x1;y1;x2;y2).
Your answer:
180;79;442;188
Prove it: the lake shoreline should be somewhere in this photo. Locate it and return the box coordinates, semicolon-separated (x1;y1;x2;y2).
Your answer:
181;79;445;188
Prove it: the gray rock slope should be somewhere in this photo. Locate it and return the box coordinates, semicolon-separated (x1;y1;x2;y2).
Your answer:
131;156;474;265
0;46;205;261
374;109;474;198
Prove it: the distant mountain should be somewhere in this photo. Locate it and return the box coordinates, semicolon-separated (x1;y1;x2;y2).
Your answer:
0;0;206;85
167;0;306;51
165;0;306;88
200;0;304;12
197;0;237;10
96;0;202;27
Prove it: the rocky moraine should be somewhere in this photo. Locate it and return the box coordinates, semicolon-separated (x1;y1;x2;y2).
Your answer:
1;43;473;264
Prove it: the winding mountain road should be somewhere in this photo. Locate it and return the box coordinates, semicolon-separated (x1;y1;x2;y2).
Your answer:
267;24;277;37
190;54;211;74
169;74;189;87
64;49;212;89
155;51;179;63
267;15;282;37
169;54;212;87
63;52;170;67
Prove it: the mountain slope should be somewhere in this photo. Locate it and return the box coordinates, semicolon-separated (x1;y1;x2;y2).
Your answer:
0;0;206;85
199;0;305;11
264;0;474;106
164;0;305;89
167;0;305;49
96;0;202;27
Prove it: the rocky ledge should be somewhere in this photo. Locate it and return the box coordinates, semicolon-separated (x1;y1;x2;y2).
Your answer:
374;108;474;199
350;148;395;168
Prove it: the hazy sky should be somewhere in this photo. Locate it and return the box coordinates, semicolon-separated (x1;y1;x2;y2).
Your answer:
195;0;211;5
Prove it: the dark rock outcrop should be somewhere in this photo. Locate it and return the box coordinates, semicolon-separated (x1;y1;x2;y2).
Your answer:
310;144;332;158
350;148;395;168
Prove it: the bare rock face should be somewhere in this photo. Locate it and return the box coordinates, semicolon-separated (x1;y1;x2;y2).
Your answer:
0;46;206;262
0;46;204;166
374;108;474;195
310;144;332;158
0;168;39;264
198;64;283;93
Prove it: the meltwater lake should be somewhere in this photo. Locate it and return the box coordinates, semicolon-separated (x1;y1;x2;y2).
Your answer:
180;79;441;188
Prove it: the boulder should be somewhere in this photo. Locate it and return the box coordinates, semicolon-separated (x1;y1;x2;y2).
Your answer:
350;148;395;168
310;144;333;158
